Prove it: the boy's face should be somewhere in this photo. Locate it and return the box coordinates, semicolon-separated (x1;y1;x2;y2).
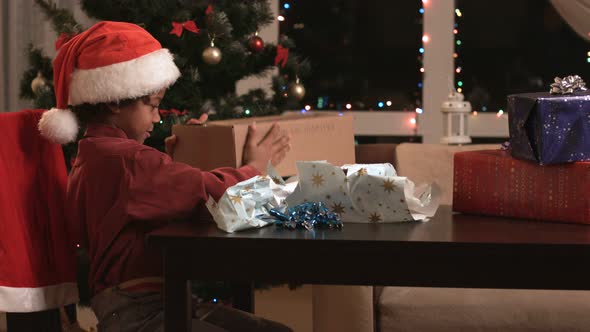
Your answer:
114;89;165;144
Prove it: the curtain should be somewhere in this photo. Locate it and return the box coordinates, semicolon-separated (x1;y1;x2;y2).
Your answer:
551;0;590;42
0;0;94;113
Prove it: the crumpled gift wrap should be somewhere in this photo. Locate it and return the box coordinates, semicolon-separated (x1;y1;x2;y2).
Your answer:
285;161;440;223
206;165;298;233
208;161;441;232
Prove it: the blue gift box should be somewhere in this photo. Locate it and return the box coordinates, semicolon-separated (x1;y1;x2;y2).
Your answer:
507;91;590;165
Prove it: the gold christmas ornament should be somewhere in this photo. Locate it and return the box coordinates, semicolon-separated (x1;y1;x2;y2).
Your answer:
202;41;222;65
31;71;47;96
289;78;305;100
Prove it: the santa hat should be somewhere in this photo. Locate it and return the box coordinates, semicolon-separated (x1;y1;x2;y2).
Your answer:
39;21;181;144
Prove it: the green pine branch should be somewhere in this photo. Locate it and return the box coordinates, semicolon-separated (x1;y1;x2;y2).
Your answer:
19;45;55;109
34;0;83;35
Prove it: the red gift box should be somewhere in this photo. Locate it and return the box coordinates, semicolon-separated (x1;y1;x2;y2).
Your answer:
453;149;590;224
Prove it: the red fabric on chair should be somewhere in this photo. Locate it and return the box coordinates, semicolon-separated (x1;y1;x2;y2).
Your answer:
0;109;78;312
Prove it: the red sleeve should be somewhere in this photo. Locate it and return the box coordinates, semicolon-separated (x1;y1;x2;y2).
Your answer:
126;147;259;221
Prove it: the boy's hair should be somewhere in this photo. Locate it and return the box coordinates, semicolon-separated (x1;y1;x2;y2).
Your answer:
71;95;151;127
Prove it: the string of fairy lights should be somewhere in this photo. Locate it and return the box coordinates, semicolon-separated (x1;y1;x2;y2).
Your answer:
418;0;427;118
454;7;462;95
449;2;504;118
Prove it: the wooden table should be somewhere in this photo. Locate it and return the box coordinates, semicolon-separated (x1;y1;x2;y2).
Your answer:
148;205;590;332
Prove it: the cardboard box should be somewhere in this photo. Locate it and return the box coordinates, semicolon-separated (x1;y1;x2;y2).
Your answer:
172;113;356;176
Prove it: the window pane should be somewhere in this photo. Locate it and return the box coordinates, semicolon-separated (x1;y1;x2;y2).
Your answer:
280;1;422;111
456;0;590;113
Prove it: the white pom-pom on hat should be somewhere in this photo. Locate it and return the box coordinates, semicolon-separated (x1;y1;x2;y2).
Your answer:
38;108;79;144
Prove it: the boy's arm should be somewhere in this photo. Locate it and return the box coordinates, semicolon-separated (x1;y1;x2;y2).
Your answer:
126;148;259;221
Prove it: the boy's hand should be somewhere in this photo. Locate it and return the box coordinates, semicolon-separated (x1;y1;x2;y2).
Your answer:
164;135;178;158
242;122;291;175
164;114;209;158
186;113;208;125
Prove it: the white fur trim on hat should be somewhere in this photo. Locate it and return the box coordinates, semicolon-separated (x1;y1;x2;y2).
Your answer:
38;108;79;144
69;48;181;105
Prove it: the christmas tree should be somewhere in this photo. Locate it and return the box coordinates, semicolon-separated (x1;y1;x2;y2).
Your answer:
21;0;308;303
21;0;310;152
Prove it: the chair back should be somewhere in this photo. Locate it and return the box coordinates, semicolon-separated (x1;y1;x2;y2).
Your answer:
0;109;78;313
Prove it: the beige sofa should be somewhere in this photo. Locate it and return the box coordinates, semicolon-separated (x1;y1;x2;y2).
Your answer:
313;143;590;332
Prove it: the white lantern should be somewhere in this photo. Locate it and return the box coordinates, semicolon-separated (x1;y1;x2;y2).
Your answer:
440;89;471;145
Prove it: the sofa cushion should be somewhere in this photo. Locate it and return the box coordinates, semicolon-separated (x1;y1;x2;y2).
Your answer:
378;287;590;331
395;143;498;205
312;285;374;332
355;144;397;166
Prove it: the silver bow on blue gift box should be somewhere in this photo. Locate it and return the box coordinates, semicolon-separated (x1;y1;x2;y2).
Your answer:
549;75;587;95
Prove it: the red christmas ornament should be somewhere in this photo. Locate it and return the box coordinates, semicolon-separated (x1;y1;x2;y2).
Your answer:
248;35;264;53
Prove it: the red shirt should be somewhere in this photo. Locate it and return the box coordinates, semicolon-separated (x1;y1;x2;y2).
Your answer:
67;124;259;294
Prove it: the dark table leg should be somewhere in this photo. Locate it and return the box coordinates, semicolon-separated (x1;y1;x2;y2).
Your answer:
231;282;254;313
163;250;192;332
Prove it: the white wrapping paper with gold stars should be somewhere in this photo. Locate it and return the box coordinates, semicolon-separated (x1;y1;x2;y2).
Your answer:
206;166;296;233
285;161;440;223
207;161;441;232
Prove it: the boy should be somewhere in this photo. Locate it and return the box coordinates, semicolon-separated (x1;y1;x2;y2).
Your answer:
39;21;291;332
